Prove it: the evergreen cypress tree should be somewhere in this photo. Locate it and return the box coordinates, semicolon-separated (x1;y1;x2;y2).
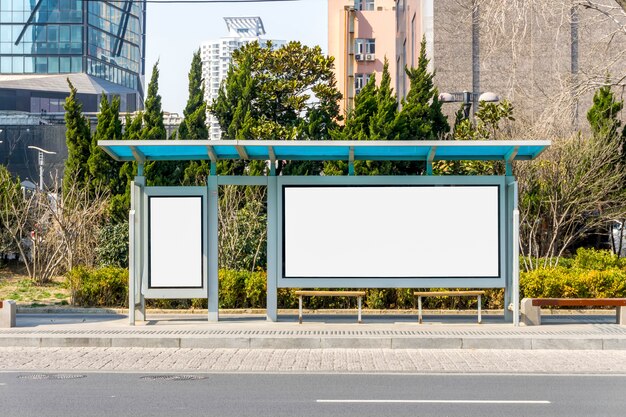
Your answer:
587;84;626;163
142;62;180;185
142;62;167;140
87;94;126;219
63;79;92;194
396;37;449;141
115;113;144;221
324;76;377;175
587;84;625;140
369;58;398;141
88;94;123;193
179;49;208;140
180;50;212;184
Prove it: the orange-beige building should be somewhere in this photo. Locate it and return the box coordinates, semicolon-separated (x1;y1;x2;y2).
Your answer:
329;0;433;114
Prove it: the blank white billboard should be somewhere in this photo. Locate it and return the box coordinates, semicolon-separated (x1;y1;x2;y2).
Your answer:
283;186;499;278
149;196;203;288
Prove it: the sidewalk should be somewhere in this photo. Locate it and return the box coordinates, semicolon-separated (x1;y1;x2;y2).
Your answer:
1;310;625;350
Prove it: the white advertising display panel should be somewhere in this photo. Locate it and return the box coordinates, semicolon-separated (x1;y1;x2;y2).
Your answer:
149;196;203;288
283;186;499;278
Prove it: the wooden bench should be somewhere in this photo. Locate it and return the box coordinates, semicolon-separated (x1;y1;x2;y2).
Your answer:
414;291;486;324
294;290;366;324
521;298;626;326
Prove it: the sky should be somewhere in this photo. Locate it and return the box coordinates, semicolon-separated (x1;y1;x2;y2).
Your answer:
145;0;329;114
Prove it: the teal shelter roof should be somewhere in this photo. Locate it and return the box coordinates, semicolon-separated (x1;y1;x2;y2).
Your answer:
98;140;550;163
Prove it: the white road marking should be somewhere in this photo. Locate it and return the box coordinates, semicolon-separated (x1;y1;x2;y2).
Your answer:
317;399;551;404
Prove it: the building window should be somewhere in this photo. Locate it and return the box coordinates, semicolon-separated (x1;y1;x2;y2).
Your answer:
355;38;375;54
354;0;375;11
355;73;372;93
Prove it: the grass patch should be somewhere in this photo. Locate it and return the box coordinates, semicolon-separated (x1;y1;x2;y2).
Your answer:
0;268;71;306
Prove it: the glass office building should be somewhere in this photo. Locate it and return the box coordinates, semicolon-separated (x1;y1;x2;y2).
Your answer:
0;0;145;112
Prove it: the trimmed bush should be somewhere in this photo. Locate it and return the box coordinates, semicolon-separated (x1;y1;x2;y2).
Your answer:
65;248;626;309
520;267;626;299
572;247;622;271
67;266;128;307
219;270;247;308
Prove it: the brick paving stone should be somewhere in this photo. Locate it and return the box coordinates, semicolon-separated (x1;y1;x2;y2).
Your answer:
1;347;626;374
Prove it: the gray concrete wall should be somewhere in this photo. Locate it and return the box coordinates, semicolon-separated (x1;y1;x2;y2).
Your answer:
432;0;626;135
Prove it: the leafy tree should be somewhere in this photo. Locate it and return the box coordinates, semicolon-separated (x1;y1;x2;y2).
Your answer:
63;79;92;194
210;41;342;175
435;100;514;175
142;62;181;185
396;37;449;141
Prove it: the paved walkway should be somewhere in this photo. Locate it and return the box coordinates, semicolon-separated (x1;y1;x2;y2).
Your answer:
1;347;626;374
1;312;625;350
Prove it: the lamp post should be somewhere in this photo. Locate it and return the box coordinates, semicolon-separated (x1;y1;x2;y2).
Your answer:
438;91;500;118
27;146;57;191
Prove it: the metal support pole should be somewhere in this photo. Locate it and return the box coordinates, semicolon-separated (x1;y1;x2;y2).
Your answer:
463;91;472;118
477;294;482;324
133;176;146;322
266;175;278;322
504;178;515;322
207;173;219;322
418;296;423;324
38;151;43;191
357;296;362;324
128;208;135;325
513;183;520;326
298;295;303;324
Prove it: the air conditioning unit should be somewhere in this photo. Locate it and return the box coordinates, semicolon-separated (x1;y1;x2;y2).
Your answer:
355;54;363;61
365;53;375;61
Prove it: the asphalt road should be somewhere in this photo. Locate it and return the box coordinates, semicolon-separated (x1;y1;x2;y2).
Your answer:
0;372;624;417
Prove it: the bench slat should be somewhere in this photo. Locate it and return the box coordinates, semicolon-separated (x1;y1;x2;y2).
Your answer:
532;298;626;307
414;291;486;297
295;291;365;297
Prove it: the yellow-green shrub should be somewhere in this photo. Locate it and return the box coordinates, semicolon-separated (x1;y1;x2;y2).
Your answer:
67;266;128;307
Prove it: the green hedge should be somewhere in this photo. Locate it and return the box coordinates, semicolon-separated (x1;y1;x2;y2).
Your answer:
66;248;626;309
67;266;128;307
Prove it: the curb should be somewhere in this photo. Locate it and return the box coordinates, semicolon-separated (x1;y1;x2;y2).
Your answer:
14;307;617;315
1;335;625;350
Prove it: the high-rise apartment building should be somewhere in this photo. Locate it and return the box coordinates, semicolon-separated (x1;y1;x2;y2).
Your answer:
201;16;284;140
0;0;146;112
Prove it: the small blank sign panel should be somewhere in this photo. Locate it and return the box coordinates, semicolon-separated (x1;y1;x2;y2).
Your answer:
149;196;203;288
283;186;500;279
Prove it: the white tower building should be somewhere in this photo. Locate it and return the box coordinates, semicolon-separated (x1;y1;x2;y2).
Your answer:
202;17;285;140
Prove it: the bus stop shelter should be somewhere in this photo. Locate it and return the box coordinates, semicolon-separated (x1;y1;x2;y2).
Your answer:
98;139;550;326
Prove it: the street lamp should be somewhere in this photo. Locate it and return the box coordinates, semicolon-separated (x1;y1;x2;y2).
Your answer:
27;146;57;191
438;91;500;118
